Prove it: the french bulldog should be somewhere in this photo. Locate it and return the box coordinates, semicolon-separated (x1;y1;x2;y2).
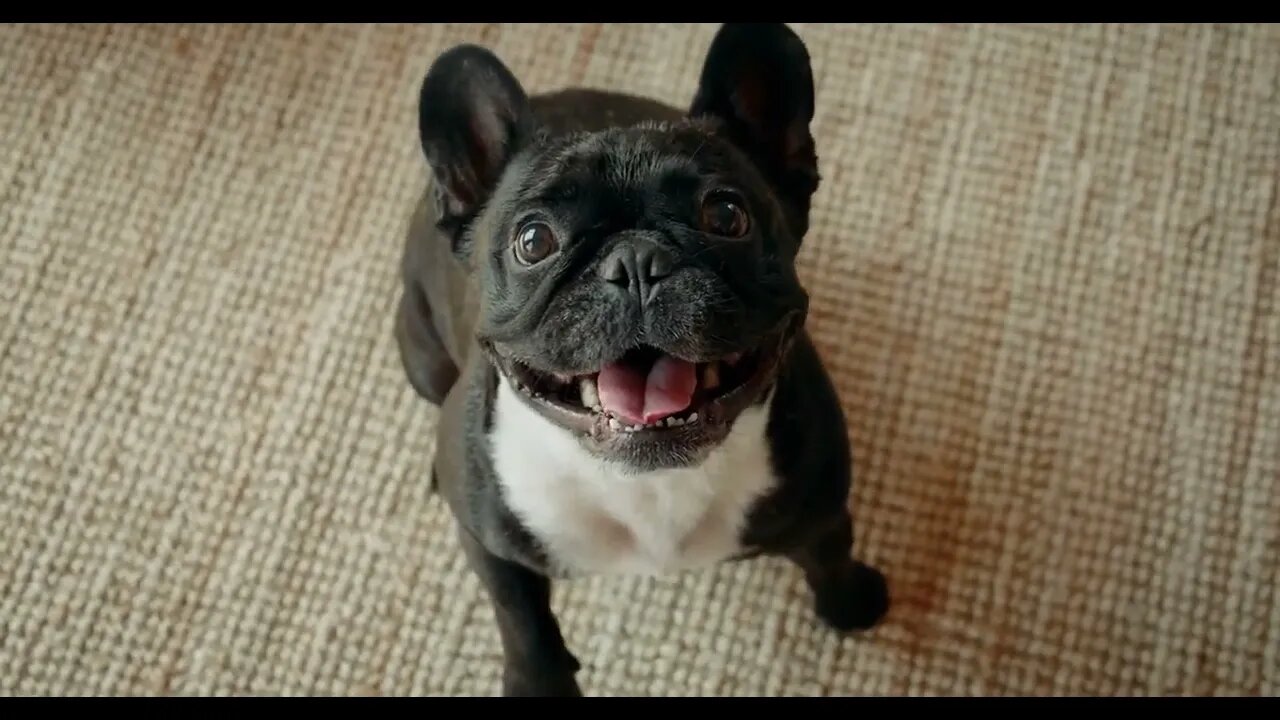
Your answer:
394;22;890;696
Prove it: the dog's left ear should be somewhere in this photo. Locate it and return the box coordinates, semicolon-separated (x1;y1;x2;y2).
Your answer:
690;23;819;238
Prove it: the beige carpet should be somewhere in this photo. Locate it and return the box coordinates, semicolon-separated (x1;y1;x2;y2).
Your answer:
2;23;1278;697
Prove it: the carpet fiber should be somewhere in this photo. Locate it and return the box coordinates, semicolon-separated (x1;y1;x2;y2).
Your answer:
2;23;1278;696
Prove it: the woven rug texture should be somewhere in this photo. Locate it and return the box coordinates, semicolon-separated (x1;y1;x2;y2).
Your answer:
1;23;1278;696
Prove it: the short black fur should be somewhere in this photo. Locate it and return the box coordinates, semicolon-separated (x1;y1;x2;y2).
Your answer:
394;23;889;696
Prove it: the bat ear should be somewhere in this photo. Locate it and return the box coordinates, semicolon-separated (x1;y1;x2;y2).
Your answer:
690;23;819;237
418;44;534;226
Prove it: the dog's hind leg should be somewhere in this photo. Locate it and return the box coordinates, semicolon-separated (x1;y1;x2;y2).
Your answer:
395;279;459;406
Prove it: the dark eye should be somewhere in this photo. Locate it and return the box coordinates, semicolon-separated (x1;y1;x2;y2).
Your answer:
699;193;750;238
513;221;559;265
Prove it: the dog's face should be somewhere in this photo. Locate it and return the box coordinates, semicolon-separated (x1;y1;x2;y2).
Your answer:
418;24;820;470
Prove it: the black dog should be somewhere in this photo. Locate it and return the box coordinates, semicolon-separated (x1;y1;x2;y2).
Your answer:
395;23;889;696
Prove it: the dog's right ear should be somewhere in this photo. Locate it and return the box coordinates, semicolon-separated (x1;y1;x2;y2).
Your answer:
418;45;534;232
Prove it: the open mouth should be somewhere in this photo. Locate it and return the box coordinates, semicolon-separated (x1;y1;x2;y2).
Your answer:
494;325;796;439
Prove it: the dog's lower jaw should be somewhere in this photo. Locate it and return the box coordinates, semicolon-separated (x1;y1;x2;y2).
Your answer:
482;313;802;473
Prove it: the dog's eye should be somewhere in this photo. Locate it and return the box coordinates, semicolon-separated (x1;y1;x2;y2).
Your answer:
514;222;559;265
699;194;750;238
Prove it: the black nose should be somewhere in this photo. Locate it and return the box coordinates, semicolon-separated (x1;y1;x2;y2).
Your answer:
598;239;673;300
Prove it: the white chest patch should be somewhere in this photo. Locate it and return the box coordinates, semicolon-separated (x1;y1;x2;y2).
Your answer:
489;381;778;577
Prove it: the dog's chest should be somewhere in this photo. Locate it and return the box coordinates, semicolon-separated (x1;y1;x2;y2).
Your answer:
489;383;777;576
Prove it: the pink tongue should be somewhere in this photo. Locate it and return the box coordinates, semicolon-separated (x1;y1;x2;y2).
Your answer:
597;354;697;425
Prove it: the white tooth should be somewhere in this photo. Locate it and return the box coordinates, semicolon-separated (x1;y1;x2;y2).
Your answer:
703;362;720;391
688;412;698;424
670;417;684;426
608;418;622;431
580;376;600;409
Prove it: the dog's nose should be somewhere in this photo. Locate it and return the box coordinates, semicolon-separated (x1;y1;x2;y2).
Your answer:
598;240;673;299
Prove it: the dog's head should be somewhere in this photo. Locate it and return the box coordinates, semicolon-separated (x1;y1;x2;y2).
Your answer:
418;24;820;470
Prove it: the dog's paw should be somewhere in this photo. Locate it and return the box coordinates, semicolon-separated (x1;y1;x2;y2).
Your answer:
502;668;583;697
812;561;890;633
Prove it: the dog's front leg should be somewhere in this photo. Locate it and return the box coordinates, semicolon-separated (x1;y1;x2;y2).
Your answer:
786;511;890;633
457;525;582;696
